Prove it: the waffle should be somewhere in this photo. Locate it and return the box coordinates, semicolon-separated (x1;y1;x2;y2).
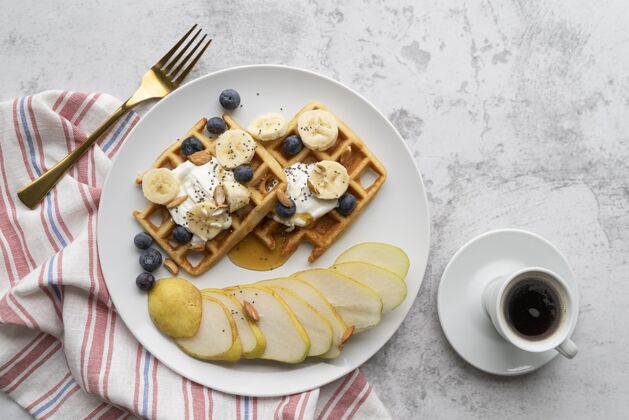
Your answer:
133;116;287;276
250;101;387;262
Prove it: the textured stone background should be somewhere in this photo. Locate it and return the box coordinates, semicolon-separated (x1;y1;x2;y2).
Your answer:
1;0;628;418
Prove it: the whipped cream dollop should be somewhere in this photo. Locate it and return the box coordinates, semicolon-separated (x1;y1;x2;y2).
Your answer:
272;163;338;228
169;158;234;241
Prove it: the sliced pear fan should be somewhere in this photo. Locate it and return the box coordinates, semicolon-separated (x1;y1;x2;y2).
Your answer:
175;296;242;362
150;243;410;364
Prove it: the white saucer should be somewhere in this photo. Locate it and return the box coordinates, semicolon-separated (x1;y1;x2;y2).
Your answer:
437;229;577;375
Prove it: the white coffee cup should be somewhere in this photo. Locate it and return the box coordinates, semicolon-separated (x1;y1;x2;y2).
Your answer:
482;267;578;358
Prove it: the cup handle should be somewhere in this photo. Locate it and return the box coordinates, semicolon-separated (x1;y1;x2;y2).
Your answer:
556;338;578;359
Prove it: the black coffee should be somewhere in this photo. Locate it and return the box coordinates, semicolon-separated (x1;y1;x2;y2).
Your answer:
504;278;561;339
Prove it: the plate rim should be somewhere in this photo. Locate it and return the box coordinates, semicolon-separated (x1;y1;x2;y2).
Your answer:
436;228;576;376
97;64;431;396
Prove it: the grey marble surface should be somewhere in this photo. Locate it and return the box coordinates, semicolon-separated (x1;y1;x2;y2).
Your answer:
2;0;628;418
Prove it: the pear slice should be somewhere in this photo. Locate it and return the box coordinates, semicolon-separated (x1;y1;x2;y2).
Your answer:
331;262;407;312
258;278;347;359
201;288;266;359
270;287;333;356
224;285;310;363
292;269;382;332
175;296;242;361
334;242;410;279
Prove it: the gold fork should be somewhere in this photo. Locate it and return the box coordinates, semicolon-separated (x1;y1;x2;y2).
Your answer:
17;24;211;209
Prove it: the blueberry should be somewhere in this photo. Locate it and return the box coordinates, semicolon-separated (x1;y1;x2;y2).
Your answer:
172;225;193;244
139;248;162;272
136;272;155;291
233;164;253;183
275;199;296;218
219;89;241;110
134;232;153;249
206;117;227;134
180;137;204;156
336;193;357;216
282;135;303;156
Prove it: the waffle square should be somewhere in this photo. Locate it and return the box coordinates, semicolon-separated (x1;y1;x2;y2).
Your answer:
133;116;287;276
250;101;387;262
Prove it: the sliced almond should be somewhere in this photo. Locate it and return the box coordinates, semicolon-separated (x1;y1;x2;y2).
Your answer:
166;195;188;208
340;146;352;167
189;242;206;252
340;325;355;348
276;189;292;207
212;207;226;217
214;186;226;206
163;258;179;275
135;170;147;185
315;162;327;174
258;177;267;195
188;149;212;165
243;301;260;322
258;176;277;195
307;179;319;194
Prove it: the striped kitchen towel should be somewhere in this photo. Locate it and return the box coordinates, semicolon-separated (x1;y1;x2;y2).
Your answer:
0;91;391;420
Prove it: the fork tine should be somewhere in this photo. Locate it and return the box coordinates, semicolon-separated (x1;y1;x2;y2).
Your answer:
156;24;198;68
162;27;202;73
168;35;207;79
168;34;207;78
173;38;212;86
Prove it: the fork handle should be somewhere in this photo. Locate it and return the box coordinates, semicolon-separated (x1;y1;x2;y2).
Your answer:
17;101;132;209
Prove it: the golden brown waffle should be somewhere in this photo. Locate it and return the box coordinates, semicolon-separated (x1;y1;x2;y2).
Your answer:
133;116;287;276
250;101;387;262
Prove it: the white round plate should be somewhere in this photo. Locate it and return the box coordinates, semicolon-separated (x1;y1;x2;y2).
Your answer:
98;65;430;396
437;228;577;375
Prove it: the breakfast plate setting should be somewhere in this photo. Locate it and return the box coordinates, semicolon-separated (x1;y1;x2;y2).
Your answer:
4;8;613;418
98;65;431;397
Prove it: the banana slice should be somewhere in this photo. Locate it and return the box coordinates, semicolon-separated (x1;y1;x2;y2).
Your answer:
297;110;338;151
308;161;350;200
222;181;251;212
142;168;180;205
187;201;231;241
248;113;287;141
215;129;257;169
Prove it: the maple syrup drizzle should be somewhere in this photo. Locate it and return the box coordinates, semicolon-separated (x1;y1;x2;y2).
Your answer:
228;233;291;271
